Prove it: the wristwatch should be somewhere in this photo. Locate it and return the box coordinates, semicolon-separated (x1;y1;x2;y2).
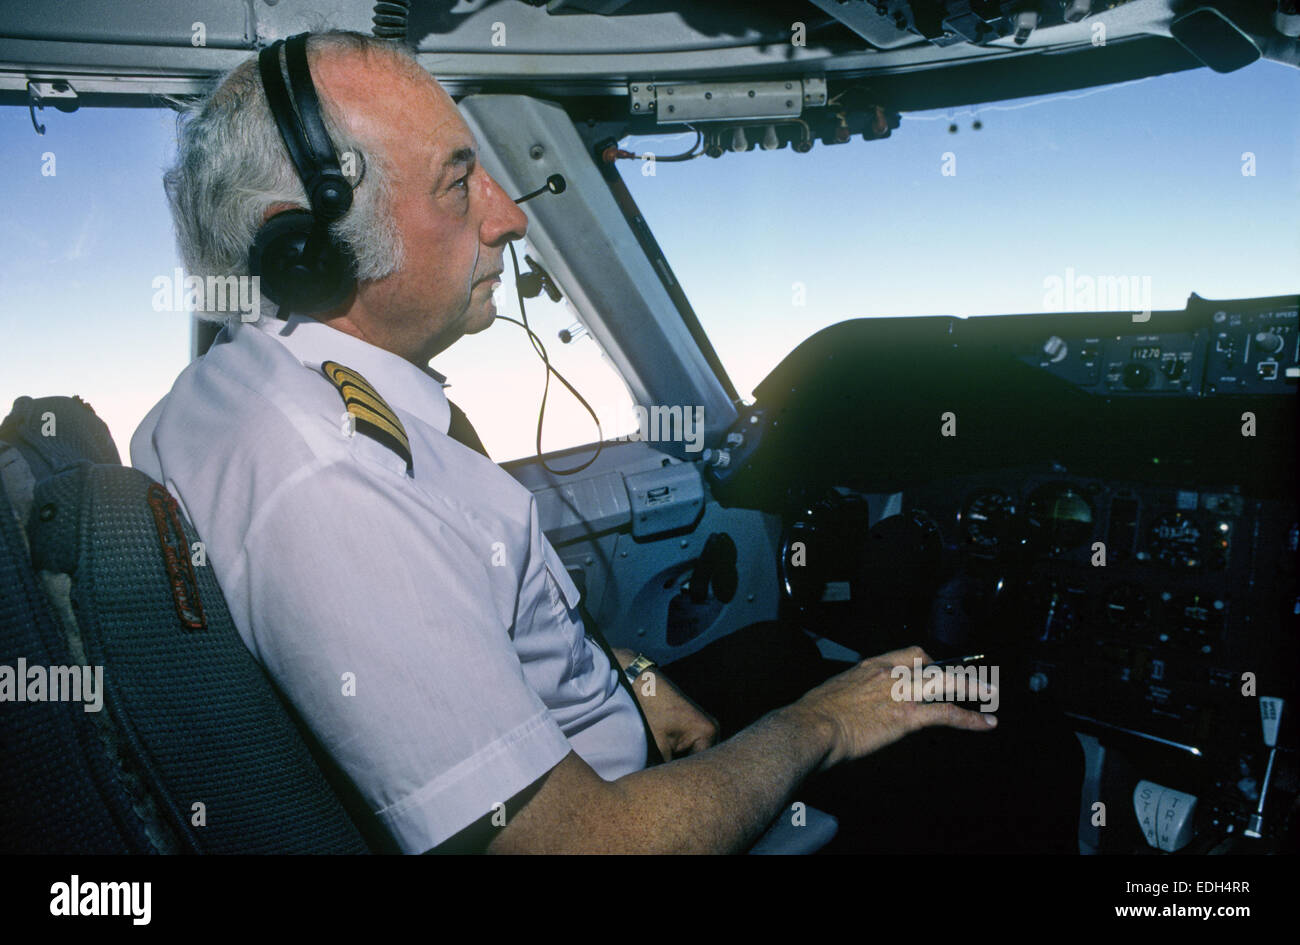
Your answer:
623;653;657;685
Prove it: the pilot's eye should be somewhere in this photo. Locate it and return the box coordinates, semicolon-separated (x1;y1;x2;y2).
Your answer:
452;174;469;193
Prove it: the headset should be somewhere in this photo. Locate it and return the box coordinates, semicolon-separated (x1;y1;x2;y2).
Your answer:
249;33;357;316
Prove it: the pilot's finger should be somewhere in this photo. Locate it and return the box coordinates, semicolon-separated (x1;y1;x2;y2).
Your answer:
871;644;933;667
916;701;998;731
919;678;999;704
684;732;714;755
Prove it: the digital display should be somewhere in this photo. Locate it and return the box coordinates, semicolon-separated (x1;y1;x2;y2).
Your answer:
1131;346;1163;360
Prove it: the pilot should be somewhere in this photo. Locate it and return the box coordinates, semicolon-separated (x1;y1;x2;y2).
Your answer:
131;30;999;854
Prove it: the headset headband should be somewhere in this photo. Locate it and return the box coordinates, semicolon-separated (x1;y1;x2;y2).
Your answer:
257;34;352;222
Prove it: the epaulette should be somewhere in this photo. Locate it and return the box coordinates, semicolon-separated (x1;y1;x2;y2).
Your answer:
320;360;413;472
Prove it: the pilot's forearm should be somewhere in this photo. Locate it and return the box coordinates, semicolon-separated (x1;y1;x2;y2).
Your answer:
490;646;991;853
608;702;834;853
489;701;832;854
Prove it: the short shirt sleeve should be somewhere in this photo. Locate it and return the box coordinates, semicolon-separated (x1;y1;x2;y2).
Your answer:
235;457;572;853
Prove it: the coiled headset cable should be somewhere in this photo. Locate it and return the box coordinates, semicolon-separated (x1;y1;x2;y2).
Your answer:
494;240;605;476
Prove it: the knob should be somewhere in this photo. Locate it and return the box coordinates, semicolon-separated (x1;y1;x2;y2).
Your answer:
1255;331;1285;354
1122;362;1153;390
1162;358;1186;380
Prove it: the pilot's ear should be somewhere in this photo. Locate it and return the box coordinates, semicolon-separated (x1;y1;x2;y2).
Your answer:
260;201;300;223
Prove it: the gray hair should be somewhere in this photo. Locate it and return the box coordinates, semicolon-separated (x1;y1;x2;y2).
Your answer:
164;31;420;322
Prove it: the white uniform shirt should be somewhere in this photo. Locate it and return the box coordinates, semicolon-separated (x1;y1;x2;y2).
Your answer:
130;314;646;852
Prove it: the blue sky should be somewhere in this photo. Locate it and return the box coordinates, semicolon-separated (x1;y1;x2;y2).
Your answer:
620;61;1300;403
1;57;1297;461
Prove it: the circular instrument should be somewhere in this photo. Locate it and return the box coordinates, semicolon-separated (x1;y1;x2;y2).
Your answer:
960;489;1018;554
1025;483;1094;552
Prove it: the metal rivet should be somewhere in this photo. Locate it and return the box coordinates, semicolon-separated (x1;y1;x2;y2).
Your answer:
38;503;56;522
529;144;544;160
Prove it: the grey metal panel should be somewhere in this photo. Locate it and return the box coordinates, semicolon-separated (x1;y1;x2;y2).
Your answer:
0;34;1082;93
805;0;923;50
0;0;252;46
533;470;631;544
459;93;738;451
625;463;704;539
598;500;783;663
505;439;677;493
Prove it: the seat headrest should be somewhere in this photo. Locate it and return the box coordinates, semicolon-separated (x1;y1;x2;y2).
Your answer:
0;395;121;480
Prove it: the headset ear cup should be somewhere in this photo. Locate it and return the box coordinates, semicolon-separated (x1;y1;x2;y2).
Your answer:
249;209;356;315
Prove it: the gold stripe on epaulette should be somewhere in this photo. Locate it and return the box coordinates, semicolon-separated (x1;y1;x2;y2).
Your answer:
321;360;413;472
328;363;383;402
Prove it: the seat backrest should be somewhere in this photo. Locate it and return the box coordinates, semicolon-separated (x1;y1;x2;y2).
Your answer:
0;395;371;853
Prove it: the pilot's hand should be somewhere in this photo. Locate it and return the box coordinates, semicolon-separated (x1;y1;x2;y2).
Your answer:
791;645;997;773
615;649;719;760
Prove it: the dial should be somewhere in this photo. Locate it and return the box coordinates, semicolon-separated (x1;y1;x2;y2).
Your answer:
1122;362;1153;390
1026;483;1094;552
960;490;1017;553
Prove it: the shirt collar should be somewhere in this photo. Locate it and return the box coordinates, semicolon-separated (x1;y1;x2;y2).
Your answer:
256;314;452;435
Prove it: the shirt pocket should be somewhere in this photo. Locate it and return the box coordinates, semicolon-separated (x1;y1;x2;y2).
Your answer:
541;541;582;619
541;542;595;675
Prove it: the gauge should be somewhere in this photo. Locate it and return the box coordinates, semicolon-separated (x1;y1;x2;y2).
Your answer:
1025;483;1094;552
1147;512;1204;568
778;491;871;606
960;489;1017;553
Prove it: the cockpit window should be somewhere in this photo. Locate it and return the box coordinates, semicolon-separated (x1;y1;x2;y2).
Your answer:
429;264;640;462
1;105;187;452
618;62;1300;403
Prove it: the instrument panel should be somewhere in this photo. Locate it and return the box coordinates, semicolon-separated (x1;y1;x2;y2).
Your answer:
779;470;1296;848
753;291;1299;850
1021;293;1299;397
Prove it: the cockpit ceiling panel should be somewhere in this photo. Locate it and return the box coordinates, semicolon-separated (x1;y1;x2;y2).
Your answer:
1;1;1292;111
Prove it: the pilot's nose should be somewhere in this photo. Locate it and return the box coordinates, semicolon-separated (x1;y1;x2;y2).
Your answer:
479;170;528;246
